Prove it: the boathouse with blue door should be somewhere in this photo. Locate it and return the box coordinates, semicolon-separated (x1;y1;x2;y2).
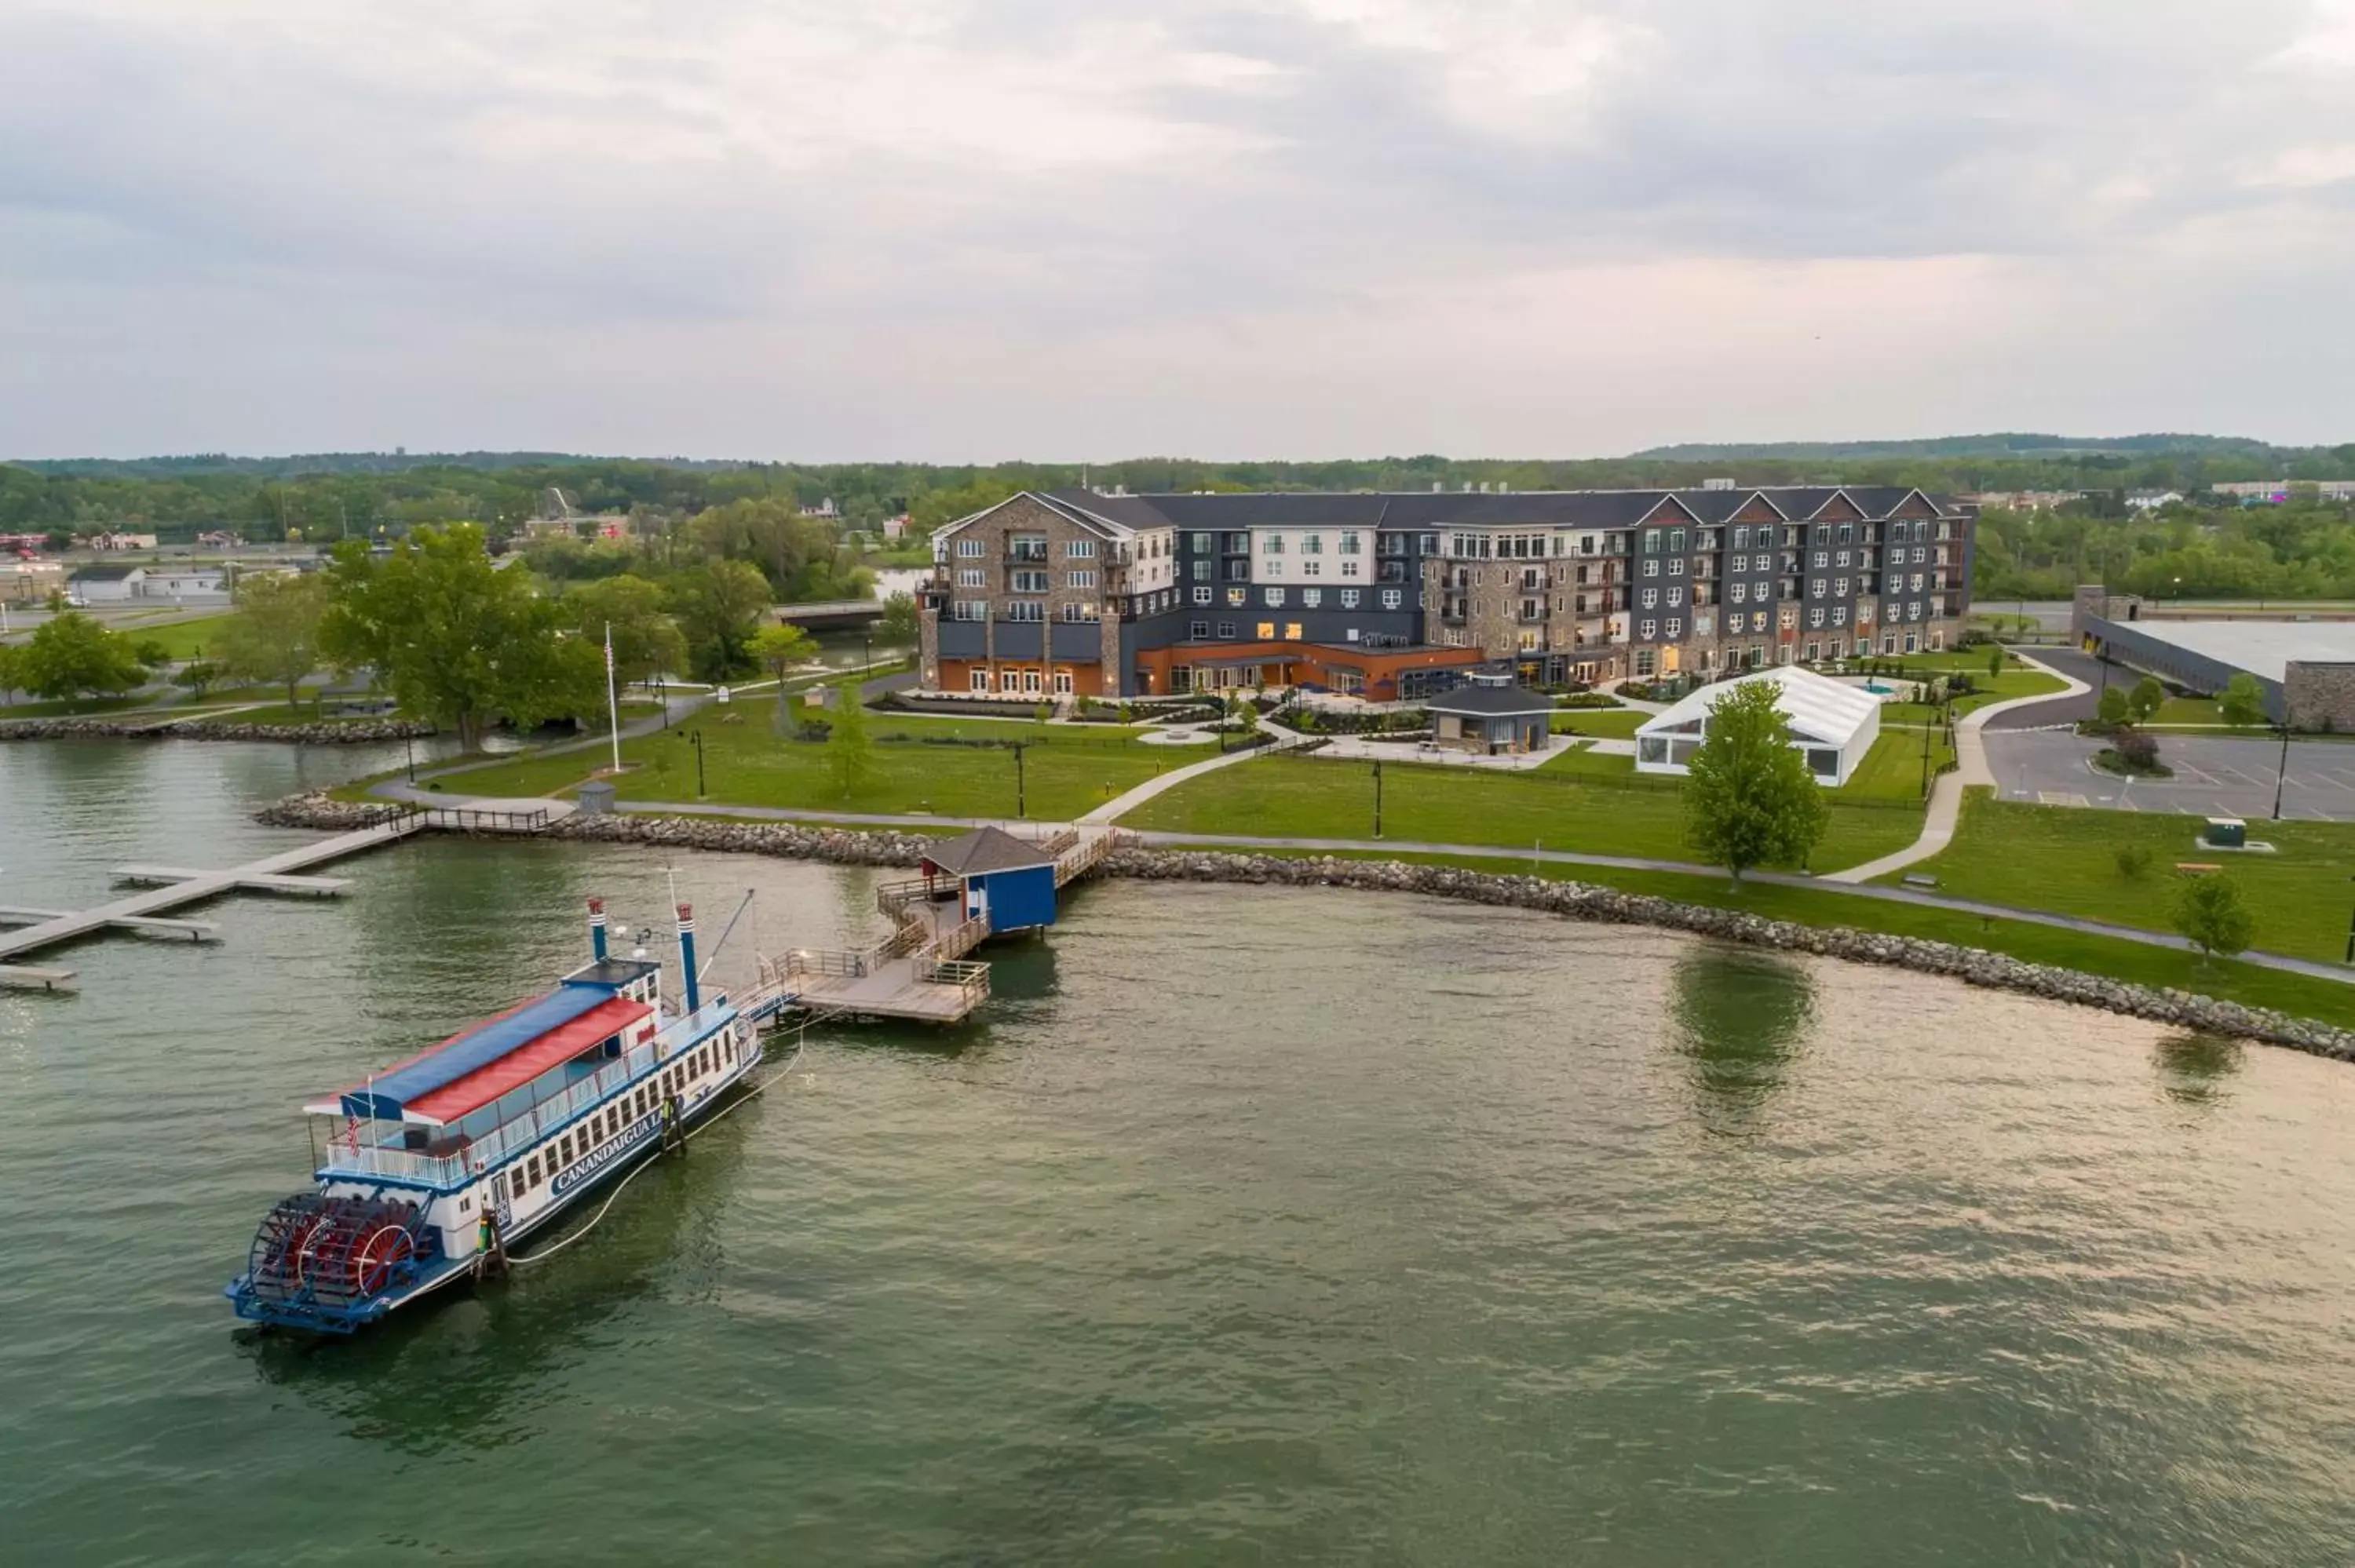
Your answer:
920;826;1059;936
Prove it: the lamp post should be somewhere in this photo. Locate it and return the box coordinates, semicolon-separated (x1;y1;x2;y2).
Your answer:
690;727;706;798
1013;740;1028;819
404;729;415;785
1372;757;1384;839
2273;721;2291;821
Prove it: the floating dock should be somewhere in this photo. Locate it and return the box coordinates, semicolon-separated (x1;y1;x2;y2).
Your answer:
0;816;428;990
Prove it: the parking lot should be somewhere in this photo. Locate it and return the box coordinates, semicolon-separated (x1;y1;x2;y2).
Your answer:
1984;729;2355;822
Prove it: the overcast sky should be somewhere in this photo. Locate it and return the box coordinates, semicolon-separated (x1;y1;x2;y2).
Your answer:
3;0;2353;461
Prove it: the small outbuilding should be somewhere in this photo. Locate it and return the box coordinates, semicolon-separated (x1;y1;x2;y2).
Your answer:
1634;665;1882;786
68;562;146;602
1425;674;1555;755
919;826;1060;935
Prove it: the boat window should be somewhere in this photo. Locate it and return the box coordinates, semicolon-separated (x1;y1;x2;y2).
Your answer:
560;1136;574;1165
527;1157;540;1190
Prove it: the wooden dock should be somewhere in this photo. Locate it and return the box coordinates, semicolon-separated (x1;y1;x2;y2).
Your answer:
0;815;428;989
743;826;1125;1026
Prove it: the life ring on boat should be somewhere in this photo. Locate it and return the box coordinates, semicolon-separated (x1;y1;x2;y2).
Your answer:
350;1225;416;1297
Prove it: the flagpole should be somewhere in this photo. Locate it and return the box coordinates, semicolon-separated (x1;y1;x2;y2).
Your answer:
604;622;623;773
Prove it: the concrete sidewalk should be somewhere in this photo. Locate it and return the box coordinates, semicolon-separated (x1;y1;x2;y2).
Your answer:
1822;651;2092;885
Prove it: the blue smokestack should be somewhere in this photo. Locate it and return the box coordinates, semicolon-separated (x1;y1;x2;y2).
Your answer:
589;898;608;964
676;903;699;1013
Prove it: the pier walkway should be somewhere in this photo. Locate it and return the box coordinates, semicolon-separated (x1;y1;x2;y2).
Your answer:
0;815;428;990
741;826;1123;1025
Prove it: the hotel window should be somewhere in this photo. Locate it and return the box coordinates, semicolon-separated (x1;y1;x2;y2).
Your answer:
1732;527;1749;549
1263;534;1284;554
1730;583;1747;604
951;600;986;622
1011;570;1050;593
1227;560;1249;580
1193;585;1212;605
1066;570;1097;589
1340;589;1360;609
1641;587;1657;608
1832;607;1848;625
1340;531;1362;554
1667;588;1683;607
1191;620;1209;640
1666;619;1682;640
1342;560;1360;578
1218;621;1236;637
1302;560;1320;576
1639;619;1657;640
1066;539;1096;558
1909;601;1924;621
1886;574;1902;595
1835;550;1850;567
956;538;984;557
1285;622;1302;639
1060;603;1098;622
1303;534;1323;554
1835;578;1849;597
1263;587;1284;607
1669;528;1686;551
1381;589;1403;610
1227;588;1246;607
1256;622;1276;638
1191;560;1209;581
1809;607;1826;628
1911;573;1925;591
1193;532;1212;553
1812;551;1827;568
1302;588;1322;608
1004;600;1043;622
955;568;984;588
1643;559;1659;577
1810;579;1826;598
1668;557;1685;576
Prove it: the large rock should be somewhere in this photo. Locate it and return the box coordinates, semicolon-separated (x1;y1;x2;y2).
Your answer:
0;717;433;744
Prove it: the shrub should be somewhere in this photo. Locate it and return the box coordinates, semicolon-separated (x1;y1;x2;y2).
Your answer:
2114;729;2160;771
2114;842;2153;880
2128;674;2166;723
2097;687;2130;727
2174;873;2253;962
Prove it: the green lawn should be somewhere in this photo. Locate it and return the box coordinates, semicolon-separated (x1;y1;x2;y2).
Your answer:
1549;707;1646;738
1885;789;2355;965
426;702;1173;821
1123;753;1925;873
122;613;238;662
1543;741;1638;777
1837;728;1955;802
1292;849;2355;1028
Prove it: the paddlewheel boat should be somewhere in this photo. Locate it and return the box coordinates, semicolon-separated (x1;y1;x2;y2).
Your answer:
226;898;757;1333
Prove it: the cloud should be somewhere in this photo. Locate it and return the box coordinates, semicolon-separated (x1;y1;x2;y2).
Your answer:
1;0;2351;456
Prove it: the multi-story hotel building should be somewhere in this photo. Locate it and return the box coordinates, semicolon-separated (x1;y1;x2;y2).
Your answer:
918;485;1976;701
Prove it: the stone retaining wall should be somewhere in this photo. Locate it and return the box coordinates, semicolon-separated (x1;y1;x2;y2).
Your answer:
246;793;2355;1062
2;717;432;744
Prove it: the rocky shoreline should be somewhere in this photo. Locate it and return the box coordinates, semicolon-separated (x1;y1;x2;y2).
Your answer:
2;717;433;744
250;793;2355;1062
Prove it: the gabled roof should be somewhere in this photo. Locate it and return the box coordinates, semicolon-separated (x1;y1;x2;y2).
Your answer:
71;562;143;581
923;826;1057;876
1634;665;1881;749
930;491;1137;545
1426;683;1555;717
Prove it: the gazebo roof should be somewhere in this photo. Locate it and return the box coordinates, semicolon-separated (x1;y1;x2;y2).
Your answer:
922;826;1057;876
1426;684;1555;717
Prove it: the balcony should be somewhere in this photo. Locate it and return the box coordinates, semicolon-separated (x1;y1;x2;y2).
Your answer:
1006;545;1050;563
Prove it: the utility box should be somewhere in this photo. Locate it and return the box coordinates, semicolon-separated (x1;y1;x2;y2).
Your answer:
2203;816;2247;849
578;780;618;818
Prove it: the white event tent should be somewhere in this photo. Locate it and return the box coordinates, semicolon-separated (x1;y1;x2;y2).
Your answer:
1633;665;1882;786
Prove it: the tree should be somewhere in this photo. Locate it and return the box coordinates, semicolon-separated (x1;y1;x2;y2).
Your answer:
2174;873;2253;963
217;571;328;707
0;642;24;703
1987;646;2005;680
2097;686;2130;727
20;611;146;698
746;622;816;731
2127;673;2166;724
1682;680;1829;881
2219;672;2267;728
826;682;874;799
563;573;687;687
133;639;171;670
173;659;224;700
669;559;772;681
321;524;602;749
879;591;918;644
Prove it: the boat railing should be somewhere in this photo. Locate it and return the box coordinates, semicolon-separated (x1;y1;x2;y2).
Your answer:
316;1013;712;1187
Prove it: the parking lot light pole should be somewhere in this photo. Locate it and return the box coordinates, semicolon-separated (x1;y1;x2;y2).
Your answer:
2273;723;2291;821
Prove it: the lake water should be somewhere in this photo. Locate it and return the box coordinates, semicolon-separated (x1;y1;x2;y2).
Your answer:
5;742;2355;1563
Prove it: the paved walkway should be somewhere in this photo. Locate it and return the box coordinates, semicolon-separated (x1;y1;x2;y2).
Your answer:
1821;651;2092;885
1079;719;1298;824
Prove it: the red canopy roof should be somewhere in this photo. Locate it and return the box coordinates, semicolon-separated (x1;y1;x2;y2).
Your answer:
405;996;653;1125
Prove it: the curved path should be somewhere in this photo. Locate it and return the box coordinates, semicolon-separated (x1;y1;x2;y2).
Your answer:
1820;650;2091;885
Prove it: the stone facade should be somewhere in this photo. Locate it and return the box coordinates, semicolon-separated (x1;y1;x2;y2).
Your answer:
2284;662;2355;732
922;493;1128;698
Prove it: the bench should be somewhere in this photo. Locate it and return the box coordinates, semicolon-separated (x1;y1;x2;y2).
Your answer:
2175;863;2222;875
1901;873;1939;888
